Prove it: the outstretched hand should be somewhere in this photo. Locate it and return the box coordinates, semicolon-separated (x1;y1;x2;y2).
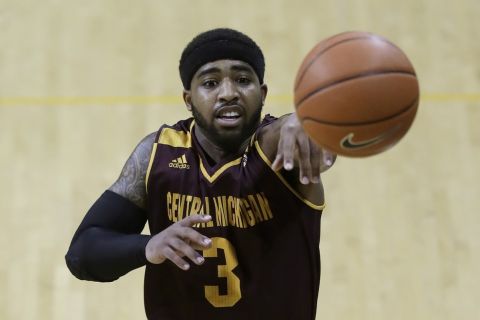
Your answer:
271;113;336;184
145;214;212;270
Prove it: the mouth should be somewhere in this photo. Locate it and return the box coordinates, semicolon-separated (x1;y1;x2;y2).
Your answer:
215;105;243;127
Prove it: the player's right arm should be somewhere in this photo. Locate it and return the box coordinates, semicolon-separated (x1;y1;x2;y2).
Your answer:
65;133;155;282
65;133;211;282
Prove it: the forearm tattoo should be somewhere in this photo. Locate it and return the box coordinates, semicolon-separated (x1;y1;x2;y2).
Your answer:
109;133;156;209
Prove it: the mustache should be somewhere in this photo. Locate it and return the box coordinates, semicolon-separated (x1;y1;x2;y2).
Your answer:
216;99;242;109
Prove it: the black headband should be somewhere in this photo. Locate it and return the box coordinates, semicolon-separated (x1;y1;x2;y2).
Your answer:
179;28;265;89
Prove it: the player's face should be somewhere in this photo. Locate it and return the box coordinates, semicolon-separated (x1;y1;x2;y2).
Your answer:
183;59;267;151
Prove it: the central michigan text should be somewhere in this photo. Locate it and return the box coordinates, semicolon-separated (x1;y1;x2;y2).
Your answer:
166;192;274;228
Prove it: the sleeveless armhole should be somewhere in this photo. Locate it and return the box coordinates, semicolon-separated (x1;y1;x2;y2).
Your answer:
145;122;195;193
254;140;325;211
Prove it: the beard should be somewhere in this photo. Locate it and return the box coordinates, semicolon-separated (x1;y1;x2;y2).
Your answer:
191;103;263;152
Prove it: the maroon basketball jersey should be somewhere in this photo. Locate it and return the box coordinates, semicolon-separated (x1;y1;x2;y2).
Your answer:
145;115;324;320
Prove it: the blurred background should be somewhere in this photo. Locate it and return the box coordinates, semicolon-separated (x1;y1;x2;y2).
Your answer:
1;0;479;319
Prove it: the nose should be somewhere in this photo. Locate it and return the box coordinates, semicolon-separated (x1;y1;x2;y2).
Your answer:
218;78;239;103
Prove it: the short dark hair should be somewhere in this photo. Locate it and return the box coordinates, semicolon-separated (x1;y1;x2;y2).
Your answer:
179;28;265;89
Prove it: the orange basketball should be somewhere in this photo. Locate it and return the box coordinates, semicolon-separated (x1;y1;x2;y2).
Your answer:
294;31;420;157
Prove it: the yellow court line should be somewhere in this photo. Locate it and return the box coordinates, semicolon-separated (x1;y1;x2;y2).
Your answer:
0;95;182;106
0;93;479;106
420;93;480;102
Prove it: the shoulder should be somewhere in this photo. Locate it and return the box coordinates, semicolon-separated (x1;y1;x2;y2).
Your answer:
257;114;290;162
139;132;157;150
155;118;194;149
130;132;157;164
108;132;157;209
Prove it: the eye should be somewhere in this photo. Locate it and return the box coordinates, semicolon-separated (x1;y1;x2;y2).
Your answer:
202;79;218;88
237;76;251;85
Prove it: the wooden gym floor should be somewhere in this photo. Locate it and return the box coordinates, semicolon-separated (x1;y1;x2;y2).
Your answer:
0;0;479;319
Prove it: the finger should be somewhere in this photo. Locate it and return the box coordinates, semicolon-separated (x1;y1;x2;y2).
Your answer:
170;238;205;266
179;214;212;227
163;246;191;270
190;242;211;251
271;154;283;171
320;149;337;172
179;227;212;248
280;130;296;171
310;141;321;183
296;134;312;184
323;150;333;167
272;131;284;171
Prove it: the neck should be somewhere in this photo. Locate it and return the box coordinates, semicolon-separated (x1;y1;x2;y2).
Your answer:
193;126;250;164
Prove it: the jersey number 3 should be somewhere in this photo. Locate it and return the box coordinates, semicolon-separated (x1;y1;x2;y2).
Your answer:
202;237;241;307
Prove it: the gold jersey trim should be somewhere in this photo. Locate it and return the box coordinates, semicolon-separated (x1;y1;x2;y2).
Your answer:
158;127;192;148
145;142;158;194
254;141;325;211
199;157;242;184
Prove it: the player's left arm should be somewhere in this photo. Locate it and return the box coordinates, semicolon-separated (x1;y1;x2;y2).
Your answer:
259;113;336;181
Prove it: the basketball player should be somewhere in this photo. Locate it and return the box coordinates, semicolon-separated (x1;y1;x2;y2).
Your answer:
66;28;336;320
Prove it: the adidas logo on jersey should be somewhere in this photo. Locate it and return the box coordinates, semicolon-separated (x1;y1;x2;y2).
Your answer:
169;154;190;169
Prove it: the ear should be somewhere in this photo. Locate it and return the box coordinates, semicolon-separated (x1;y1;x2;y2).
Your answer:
260;84;268;106
183;90;192;112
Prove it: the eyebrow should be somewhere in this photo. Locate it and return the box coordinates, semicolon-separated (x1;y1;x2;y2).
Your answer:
230;64;254;73
195;64;255;79
196;67;221;79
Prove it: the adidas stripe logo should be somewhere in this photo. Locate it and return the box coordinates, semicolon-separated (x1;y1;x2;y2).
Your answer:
169;154;190;169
